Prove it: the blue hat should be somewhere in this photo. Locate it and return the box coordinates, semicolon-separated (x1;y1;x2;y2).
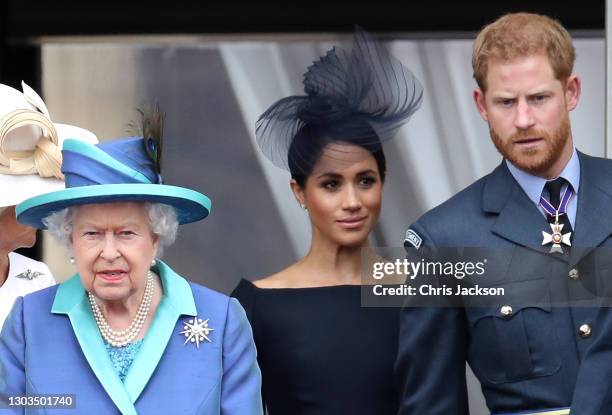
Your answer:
16;137;211;229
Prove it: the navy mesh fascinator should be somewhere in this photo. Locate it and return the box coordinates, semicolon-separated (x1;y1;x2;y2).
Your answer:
256;29;423;174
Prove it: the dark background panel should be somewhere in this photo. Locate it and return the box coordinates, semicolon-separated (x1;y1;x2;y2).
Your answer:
2;1;604;91
3;1;606;39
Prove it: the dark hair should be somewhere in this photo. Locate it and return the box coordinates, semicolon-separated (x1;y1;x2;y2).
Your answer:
288;121;386;188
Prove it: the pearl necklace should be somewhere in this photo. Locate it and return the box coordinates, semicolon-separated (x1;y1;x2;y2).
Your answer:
88;270;154;347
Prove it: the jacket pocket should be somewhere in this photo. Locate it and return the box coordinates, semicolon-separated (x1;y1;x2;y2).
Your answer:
465;278;561;384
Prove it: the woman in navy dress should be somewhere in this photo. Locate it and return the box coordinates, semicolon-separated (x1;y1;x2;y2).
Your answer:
232;30;423;415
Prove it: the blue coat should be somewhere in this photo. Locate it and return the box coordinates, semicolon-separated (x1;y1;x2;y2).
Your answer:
395;152;612;414
0;260;263;415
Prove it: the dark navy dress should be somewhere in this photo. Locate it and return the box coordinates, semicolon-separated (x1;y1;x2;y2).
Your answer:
232;279;400;415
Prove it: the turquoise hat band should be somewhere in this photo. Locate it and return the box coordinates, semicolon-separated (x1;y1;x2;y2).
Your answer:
16;183;211;229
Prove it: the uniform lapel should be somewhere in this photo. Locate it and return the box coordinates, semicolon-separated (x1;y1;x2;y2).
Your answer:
51;276;136;415
485;162;568;261
569;152;612;266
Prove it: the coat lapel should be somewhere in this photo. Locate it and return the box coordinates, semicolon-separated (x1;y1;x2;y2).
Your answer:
52;276;136;415
123;260;197;403
569;152;612;266
485;162;567;261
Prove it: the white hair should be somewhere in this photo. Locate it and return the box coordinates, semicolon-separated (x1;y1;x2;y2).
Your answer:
43;202;178;257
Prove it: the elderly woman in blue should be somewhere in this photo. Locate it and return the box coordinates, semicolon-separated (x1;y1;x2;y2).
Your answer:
0;114;263;415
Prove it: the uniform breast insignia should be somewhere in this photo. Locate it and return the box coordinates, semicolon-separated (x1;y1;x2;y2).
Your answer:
404;229;422;249
15;269;43;280
179;317;214;349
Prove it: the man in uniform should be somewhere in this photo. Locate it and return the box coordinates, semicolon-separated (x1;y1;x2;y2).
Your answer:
395;13;612;415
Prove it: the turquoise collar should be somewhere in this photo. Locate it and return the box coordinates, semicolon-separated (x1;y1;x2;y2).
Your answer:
51;260;196;315
51;260;196;414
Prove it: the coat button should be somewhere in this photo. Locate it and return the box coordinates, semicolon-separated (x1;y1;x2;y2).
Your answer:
500;305;513;318
568;268;580;280
579;324;592;338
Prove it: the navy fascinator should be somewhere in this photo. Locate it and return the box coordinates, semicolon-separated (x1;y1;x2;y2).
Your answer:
255;28;424;174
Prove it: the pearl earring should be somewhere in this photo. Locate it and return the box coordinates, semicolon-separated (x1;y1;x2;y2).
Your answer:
69;257;75;264
301;204;307;210
151;259;156;266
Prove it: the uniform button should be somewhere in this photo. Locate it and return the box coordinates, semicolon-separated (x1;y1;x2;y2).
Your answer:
568;268;580;280
500;305;513;318
578;324;592;338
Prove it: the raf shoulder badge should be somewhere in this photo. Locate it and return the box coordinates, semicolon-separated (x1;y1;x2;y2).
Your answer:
15;269;43;280
404;229;422;249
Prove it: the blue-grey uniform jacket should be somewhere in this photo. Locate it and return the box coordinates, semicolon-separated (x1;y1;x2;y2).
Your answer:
395;152;612;414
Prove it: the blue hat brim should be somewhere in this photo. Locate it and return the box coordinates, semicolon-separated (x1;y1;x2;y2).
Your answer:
16;183;211;229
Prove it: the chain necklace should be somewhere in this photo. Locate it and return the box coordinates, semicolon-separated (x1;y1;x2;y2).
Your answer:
88;270;154;347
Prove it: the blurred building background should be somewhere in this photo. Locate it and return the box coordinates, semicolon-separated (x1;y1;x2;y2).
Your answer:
2;2;605;413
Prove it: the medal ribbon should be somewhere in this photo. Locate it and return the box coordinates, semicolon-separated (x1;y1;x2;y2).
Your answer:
539;183;574;219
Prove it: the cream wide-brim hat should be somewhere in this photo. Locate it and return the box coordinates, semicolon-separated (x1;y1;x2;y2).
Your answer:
0;82;98;208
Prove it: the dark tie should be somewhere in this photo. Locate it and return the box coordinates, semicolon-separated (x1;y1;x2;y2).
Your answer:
544;177;573;236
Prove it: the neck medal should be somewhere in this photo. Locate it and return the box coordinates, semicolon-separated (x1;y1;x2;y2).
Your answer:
539;185;573;254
